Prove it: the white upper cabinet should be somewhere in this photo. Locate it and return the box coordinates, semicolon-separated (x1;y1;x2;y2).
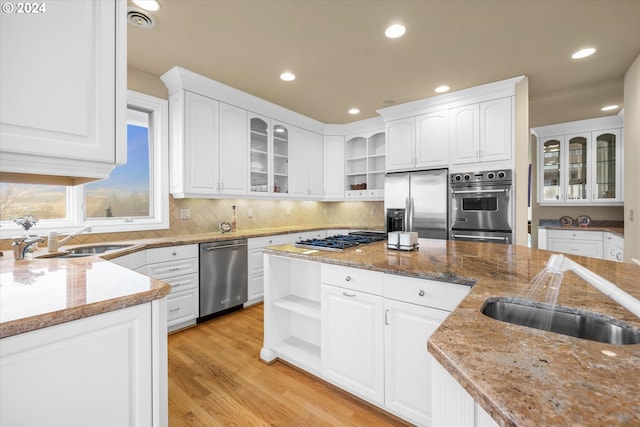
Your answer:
290;126;324;198
168;91;247;198
379;78;520;173
323;136;345;200
386;118;415;171
0;0;126;185
480;97;512;163
416;110;450;168
218;102;248;194
384;95;513;172
451;98;511;165
450;104;480;165
535;116;623;206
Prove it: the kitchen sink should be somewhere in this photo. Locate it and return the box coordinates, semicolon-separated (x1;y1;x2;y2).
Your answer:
481;297;640;345
40;244;134;258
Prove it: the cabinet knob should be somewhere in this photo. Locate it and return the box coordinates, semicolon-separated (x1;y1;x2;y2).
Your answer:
418;290;425;297
345;276;352;282
172;251;177;256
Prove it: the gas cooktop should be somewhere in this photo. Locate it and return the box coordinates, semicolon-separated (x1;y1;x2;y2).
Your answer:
295;232;386;252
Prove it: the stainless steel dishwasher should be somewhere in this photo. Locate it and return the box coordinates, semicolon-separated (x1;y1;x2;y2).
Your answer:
199;238;248;321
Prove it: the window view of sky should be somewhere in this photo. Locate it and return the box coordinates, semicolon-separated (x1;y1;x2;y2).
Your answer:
85;124;151;218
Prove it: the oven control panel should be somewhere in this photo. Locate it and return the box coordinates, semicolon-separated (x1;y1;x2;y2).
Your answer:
450;169;512;185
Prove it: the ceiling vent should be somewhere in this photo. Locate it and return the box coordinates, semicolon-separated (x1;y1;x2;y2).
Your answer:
127;7;157;29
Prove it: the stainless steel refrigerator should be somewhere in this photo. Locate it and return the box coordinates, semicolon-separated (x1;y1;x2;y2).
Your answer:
384;169;448;239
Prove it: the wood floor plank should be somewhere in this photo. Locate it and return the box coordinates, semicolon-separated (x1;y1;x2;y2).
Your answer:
168;303;411;427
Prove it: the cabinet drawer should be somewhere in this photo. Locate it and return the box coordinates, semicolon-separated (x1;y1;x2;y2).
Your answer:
547;239;603;259
167;288;199;326
248;234;294;249
164;272;198;294
146;258;198;279
145;244;198;264
547;230;603;241
321;264;383;295
384;274;470;312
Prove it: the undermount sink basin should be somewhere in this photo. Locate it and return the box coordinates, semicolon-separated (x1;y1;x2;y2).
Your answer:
42;244;134;258
481;297;640;345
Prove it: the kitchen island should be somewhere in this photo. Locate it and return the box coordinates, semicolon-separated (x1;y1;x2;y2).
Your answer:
262;238;640;427
0;255;171;427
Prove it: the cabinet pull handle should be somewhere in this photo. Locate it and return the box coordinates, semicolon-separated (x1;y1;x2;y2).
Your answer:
171;282;181;287
342;292;356;297
169;307;180;313
345;276;352;282
385;309;390;325
418;290;425;297
169;267;180;271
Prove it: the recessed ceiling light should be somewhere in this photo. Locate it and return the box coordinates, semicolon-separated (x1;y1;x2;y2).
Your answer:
571;48;596;59
435;85;450;93
601;105;619;111
132;0;160;12
348;108;360;115
385;24;406;39
280;72;296;81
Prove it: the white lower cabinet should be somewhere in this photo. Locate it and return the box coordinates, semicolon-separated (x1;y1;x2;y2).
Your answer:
432;360;498;427
384;298;448;426
546;229;604;260
247;234;298;306
261;256;322;375
604;233;624;262
262;255;476;426
0;301;168;427
321;283;385;405
145;244;199;332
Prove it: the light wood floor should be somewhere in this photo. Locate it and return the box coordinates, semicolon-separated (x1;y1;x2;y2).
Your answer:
168;303;411;427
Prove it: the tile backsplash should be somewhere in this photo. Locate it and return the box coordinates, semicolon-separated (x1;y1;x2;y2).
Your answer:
0;197;384;250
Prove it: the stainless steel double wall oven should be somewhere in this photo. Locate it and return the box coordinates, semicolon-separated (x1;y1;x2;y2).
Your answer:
449;169;513;244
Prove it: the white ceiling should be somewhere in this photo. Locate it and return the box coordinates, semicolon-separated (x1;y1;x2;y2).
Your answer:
127;0;640;127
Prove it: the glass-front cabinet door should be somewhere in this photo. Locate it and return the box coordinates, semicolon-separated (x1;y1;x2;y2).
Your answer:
540;137;563;202
566;134;590;201
592;130;620;202
250;117;269;194
249;115;289;196
536;118;623;206
272;123;289;195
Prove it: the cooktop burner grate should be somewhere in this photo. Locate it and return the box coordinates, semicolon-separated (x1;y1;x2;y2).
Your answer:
295;233;385;252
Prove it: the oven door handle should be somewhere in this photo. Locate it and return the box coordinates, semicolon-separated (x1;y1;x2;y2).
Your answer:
451;188;510;194
452;233;510;242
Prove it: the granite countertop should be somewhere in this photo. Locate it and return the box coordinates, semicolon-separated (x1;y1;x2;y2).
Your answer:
263;239;640;427
537;219;624;238
0;225;361;338
0;256;170;339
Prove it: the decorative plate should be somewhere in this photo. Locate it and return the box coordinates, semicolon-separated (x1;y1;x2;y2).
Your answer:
219;221;232;233
576;215;591;227
559;216;574;227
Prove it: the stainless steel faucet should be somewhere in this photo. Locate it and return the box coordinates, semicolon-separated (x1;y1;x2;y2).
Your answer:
12;236;45;260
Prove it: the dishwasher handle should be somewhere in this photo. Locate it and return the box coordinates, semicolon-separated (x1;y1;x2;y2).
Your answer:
202;243;246;251
200;239;247;251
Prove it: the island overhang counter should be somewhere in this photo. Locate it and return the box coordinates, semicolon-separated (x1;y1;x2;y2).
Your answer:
262;238;640;427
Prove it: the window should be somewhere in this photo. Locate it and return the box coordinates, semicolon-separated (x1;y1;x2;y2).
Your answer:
0;90;168;238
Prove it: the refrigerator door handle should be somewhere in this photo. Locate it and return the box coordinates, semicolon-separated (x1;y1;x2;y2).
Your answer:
409;197;415;231
405;197;410;231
